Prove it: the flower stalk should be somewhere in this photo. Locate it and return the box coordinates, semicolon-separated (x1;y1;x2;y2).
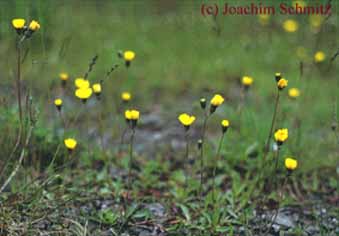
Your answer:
199;113;208;197
127;128;136;192
263;90;280;159
212;132;225;203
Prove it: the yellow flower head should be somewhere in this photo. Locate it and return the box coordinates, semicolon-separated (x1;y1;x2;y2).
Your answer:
125;109;140;128
75;87;93;101
274;128;289;145
54;98;63;107
258;14;270;26
242;76;253;87
285;157;298;171
75;78;90;89
288;88;300;99
59;73;69;81
92;83;102;94
210;94;224;114
221;119;230;127
178;113;196;129
314;51;326;63
121;92;132;102
221;119;230;133
125;109;140;121
210;94;224;107
29;20;40;31
283;19;298;33
12;18;25;29
64;138;77;151
277;78;288;90
124;51;136;62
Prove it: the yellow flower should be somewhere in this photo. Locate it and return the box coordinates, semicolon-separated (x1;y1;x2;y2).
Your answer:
277;78;288;90
64;138;77;151
275;72;282;82
285;157;298;171
75;87;93;102
210;94;224;113
12;18;25;29
258;14;270;26
124;51;135;61
125;109;140;128
178;113;196;129
274;128;288;145
121;92;132;102
59;73;69;81
221;119;230;133
314;51;326;63
283;19;298;33
75;78;90;89
221;119;230;127
242;76;253;87
92;83;102;94
288;88;300;99
54;98;63;110
29;20;40;31
125;109;140;120
210;94;224;107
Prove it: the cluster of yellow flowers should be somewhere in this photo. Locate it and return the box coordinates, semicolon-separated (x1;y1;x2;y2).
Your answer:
271;73;299;171
178;94;228;132
53;49;298;175
54;51;137;152
12;18;40;38
125;109;140;129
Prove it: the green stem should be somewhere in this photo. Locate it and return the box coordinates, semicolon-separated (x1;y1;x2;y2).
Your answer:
184;130;189;190
47;144;61;171
16;43;23;128
199;114;209;198
127;128;135;192
263;90;280;161
274;146;281;172
212;132;225;204
86;103;90;158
